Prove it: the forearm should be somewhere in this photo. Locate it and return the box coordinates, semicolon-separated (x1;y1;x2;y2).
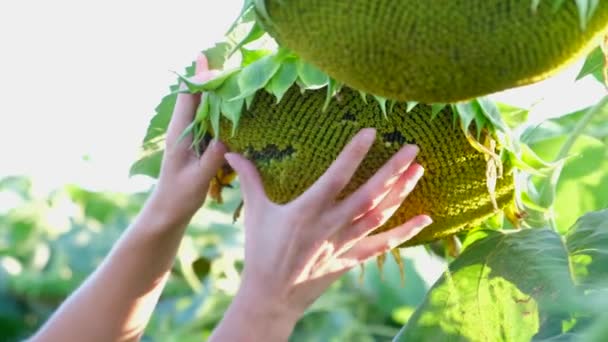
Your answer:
32;195;189;342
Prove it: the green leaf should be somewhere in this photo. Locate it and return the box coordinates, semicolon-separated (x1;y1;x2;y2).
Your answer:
535;159;566;209
0;176;32;200
191;93;211;150
531;134;608;232
551;0;568;12
516;142;556;174
373;96;388;118
202;42;233;70
130;88;178;178
523;104;608;146
296;60;329;89
245;93;256;109
579;312;608;342
254;0;272;24
575;0;589;29
177;120;196;145
477;97;510;133
129;150;163;179
323;78;342;111
396;229;576;341
430;103;446;119
229;21;266;56
496;102;529;129
222;99;244;136
265;61;298;103
388;99;397;114
359;90;368;104
176;68;240;93
575;0;600;29
209;93;221;137
360;256;428;317
217;74;245;135
406;102;418;113
454;102;479;129
233;54;282;100
240;47;273;66
225;0;254;35
576;47;605;83
194;93;211;123
566;208;608;289
521;190;551;213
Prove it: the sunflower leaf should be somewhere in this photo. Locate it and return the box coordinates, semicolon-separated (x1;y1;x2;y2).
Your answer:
266;60;298;103
232;54;282;101
297;60;329;89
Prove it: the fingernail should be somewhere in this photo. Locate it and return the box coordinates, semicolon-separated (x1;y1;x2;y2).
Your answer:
421;215;433;226
408;216;433;237
396;146;421;174
400;144;419;158
195;53;209;75
413;164;425;179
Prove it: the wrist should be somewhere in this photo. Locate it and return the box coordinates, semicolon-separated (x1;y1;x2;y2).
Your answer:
235;289;301;325
137;191;192;233
142;188;195;227
215;288;299;341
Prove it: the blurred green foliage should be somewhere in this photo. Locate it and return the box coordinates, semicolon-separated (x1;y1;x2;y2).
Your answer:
0;176;438;341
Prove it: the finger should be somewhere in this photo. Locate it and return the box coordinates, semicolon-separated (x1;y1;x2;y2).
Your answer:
298;128;376;207
165;89;201;151
332;144;419;222
198;140;228;182
224;152;269;209
165;54;214;151
195;53;210;74
333;164;425;253
190;54;217;84
340;215;433;262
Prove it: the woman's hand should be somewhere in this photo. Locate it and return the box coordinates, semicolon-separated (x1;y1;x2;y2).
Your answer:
149;54;227;227
211;129;432;341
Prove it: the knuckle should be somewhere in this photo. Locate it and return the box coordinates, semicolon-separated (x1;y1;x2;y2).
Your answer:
326;177;346;193
359;196;376;212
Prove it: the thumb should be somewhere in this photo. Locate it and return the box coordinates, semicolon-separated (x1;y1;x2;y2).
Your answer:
195;53;210;75
199;140;228;182
224;152;268;207
190;53;217;84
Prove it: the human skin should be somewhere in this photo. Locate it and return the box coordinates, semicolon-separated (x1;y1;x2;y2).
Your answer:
30;55;432;342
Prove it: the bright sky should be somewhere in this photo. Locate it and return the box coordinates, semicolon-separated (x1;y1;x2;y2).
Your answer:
0;0;605;194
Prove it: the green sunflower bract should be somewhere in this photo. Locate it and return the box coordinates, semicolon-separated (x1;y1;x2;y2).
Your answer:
258;0;608;102
215;86;515;246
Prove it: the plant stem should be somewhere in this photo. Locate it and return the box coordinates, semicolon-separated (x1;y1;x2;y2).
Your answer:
556;96;608;161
